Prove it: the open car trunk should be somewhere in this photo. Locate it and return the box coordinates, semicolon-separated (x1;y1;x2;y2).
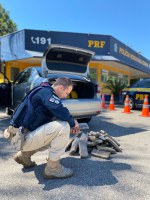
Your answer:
63;79;99;118
48;77;96;99
48;76;100;118
42;45;100;118
68;80;95;99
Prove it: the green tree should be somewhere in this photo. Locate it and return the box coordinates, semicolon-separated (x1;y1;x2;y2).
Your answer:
0;3;17;36
104;79;126;98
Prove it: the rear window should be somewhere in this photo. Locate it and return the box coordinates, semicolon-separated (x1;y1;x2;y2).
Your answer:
46;61;87;73
46;49;91;65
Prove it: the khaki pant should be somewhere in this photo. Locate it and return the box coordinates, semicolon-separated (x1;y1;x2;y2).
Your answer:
22;120;70;161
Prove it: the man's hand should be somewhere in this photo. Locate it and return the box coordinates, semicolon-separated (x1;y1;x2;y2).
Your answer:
71;119;80;134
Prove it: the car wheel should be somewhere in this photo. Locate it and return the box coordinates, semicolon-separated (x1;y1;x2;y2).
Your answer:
6;107;13;115
78;117;92;123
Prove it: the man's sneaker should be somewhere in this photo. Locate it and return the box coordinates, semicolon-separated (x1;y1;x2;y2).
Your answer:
13;151;36;168
43;159;74;179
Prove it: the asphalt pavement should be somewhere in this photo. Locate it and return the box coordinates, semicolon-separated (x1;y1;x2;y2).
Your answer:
0;106;150;200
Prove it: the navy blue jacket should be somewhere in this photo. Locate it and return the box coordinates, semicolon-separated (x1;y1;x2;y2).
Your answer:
10;86;75;131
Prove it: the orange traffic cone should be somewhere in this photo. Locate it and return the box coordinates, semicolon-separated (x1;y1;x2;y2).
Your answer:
122;95;132;114
140;95;150;117
109;94;115;110
102;94;107;109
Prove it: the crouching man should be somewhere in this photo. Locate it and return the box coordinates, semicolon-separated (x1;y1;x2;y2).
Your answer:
6;77;80;179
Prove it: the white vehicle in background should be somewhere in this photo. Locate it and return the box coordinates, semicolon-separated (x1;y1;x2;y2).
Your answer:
6;44;102;123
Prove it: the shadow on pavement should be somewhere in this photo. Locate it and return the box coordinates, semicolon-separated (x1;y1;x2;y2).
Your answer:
33;157;131;190
89;115;147;137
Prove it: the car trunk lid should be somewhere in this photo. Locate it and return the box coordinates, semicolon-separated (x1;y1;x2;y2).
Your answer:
41;44;94;77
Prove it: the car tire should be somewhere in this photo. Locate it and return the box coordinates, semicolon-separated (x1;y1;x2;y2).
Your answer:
6;107;13;115
78;117;92;123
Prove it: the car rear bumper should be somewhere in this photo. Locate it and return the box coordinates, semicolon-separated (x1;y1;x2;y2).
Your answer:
62;98;102;118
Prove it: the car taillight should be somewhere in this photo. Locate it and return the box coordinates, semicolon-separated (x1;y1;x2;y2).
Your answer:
96;84;101;98
97;85;101;94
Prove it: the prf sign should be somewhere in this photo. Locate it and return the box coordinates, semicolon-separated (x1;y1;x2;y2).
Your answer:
88;40;105;48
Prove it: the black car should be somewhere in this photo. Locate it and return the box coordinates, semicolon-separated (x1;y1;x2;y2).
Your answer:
0;72;11;107
122;78;150;109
